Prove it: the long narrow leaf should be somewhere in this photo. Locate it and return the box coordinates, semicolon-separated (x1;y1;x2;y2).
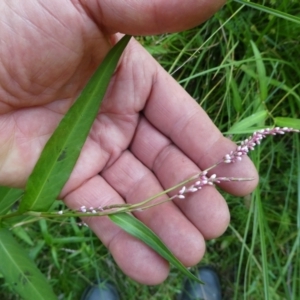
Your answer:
0;186;23;215
233;0;300;25
227;110;268;133
19;35;131;212
250;41;268;102
0;228;56;299
109;213;203;283
275;117;300;130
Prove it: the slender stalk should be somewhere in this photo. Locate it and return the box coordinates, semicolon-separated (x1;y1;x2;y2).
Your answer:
0;127;298;223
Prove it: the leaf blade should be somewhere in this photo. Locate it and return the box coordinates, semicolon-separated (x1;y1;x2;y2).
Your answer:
109;213;203;283
0;228;57;300
233;0;300;25
250;40;268;102
19;35;131;212
0;186;23;215
227;110;268;133
274;117;300;130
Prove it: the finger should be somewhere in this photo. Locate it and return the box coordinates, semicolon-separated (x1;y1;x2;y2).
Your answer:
101;150;206;265
141;51;259;195
131;117;230;239
64;175;170;285
83;0;226;35
105;37;258;195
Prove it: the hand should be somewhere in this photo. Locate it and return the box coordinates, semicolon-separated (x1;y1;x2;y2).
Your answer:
0;0;258;284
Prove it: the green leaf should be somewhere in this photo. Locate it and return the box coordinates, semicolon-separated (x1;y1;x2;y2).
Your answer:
250;40;268;102
229;77;242;113
233;0;300;25
19;35;131;213
12;226;34;246
0;228;57;300
0;186;23;215
109;213;203;283
274;117;300;130
228;110;268;133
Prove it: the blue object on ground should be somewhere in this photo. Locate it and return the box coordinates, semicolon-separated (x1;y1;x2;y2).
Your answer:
177;266;222;300
81;280;120;300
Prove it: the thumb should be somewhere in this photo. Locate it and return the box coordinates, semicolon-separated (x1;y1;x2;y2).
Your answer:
81;0;226;35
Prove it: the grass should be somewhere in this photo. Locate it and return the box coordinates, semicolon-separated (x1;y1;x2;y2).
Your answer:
1;0;300;299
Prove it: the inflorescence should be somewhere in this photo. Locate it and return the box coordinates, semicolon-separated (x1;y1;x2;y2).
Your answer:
53;127;299;218
173;172;250;200
221;127;299;164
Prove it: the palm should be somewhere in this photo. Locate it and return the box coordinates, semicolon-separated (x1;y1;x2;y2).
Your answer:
0;0;257;284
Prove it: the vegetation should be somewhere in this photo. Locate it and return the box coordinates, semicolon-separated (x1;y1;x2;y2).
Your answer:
1;0;299;299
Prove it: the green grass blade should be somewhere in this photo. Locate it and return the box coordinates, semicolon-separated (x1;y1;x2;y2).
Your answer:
274;117;300;130
0;186;23;215
19;35;131;212
227;110;268;133
109;213;203;283
295;136;300;299
250;40;268;102
12;226;34;246
0;228;57;300
255;187;270;299
230;77;242;113
233;0;300;25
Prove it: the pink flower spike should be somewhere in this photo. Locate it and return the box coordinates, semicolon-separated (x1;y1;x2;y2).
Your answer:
179;186;186;195
178;195;185;199
80;206;87;212
188;187;198;193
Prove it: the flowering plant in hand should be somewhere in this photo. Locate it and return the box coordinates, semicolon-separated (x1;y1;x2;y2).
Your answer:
15;126;297;219
0;32;299;299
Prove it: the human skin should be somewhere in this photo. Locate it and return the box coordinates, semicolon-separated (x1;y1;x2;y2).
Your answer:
0;0;258;285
